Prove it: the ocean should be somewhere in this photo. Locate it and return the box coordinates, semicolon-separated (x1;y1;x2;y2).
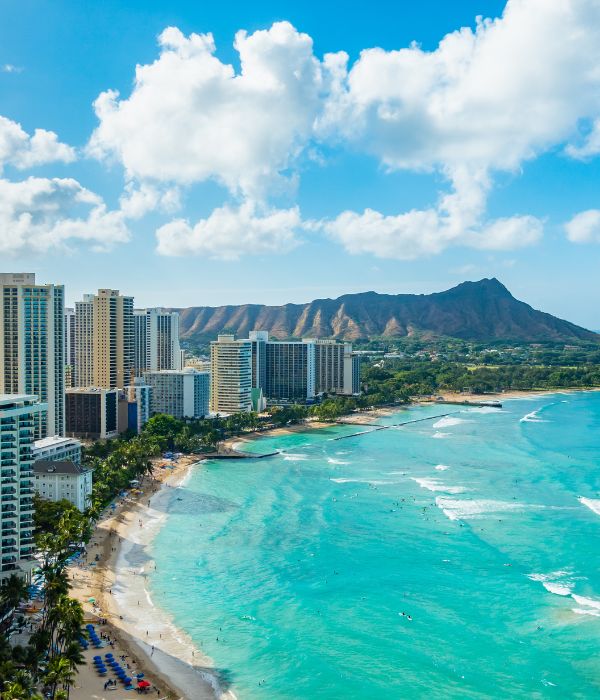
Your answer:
149;392;600;699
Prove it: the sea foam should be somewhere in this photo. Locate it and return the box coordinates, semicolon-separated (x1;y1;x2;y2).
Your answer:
433;416;465;428
411;477;467;494
579;497;600;517
435;464;451;471
520;408;548;423
436;497;526;521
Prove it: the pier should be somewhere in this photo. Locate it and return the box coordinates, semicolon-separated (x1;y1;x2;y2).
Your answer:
333;411;463;441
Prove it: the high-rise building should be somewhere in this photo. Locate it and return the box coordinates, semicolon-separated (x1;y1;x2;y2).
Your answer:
249;330;268;392
124;378;152;433
0;394;45;582
0;273;65;438
343;348;361;395
133;308;182;375
313;339;351;395
65;387;119;440
74;289;134;389
210;335;252;414
143;368;209;419
74;295;94;388
264;340;316;402
65;308;76;365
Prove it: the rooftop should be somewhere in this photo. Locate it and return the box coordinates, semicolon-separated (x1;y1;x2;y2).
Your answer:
34;435;81;449
33;460;90;476
0;393;39;406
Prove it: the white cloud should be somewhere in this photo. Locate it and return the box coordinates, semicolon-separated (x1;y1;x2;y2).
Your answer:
79;3;600;259
156;200;301;259
0;176;130;255
1;64;23;74
0;115;75;171
566;119;600;159
565;209;600;243
119;182;181;219
321;0;600;173
88;22;340;199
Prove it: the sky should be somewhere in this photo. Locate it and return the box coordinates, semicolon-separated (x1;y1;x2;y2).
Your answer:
1;0;600;328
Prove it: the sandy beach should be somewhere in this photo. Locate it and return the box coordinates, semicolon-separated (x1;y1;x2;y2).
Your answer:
69;454;233;700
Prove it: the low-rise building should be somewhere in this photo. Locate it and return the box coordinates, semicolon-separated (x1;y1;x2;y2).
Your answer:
143;368;209;419
33;460;92;511
66;387;119;440
32;435;82;465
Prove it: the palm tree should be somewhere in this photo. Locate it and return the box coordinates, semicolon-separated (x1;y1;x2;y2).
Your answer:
0;574;28;610
43;655;75;699
1;670;41;699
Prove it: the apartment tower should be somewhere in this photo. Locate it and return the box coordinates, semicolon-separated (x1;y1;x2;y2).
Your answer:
75;289;134;389
0;273;65;438
210;334;252;414
0;394;45;582
133;308;182;375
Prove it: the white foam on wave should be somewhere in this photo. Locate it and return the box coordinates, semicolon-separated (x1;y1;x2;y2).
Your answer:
330;477;392;485
464;406;503;414
520;408;548;423
543;582;573;596
436;497;526;521
527;570;576;597
282;453;309;461
572;608;600;618
327;457;350;465
435;464;451;471
432;431;451;439
433;416;465;428
411;477;468;494
579;497;600;517
572;594;600;610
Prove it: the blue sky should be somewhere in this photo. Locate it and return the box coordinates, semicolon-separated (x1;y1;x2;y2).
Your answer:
1;0;599;329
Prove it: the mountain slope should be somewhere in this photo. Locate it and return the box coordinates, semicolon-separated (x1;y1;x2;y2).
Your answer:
176;279;598;343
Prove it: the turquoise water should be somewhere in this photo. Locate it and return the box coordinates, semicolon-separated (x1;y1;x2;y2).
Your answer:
151;393;600;699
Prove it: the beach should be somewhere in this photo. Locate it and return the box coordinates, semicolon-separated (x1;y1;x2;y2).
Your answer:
69;454;231;700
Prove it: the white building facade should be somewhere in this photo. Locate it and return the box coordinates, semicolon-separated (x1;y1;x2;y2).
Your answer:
134;308;182;375
32;435;82;465
0;394;45;582
34;460;92;512
143;368;209;419
210;335;252;414
0;273;65;438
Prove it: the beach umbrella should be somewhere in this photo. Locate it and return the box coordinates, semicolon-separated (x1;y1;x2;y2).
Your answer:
88;597;96;602
137;680;151;688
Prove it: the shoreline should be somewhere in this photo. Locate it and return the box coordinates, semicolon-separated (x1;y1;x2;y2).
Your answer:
69;386;597;699
70;455;230;700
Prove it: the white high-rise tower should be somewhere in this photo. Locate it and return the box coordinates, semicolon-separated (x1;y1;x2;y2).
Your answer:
0;273;65;438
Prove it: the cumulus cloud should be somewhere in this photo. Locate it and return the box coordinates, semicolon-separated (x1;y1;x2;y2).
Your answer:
88;22;339;199
0;176;130;255
565;209;600;243
84;2;600;258
156;200;301;259
320;0;600;173
0;115;75;171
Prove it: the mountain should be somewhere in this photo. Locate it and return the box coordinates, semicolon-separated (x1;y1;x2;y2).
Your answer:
176;279;598;343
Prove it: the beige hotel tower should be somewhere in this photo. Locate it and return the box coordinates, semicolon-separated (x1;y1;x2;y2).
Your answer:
75;289;134;389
